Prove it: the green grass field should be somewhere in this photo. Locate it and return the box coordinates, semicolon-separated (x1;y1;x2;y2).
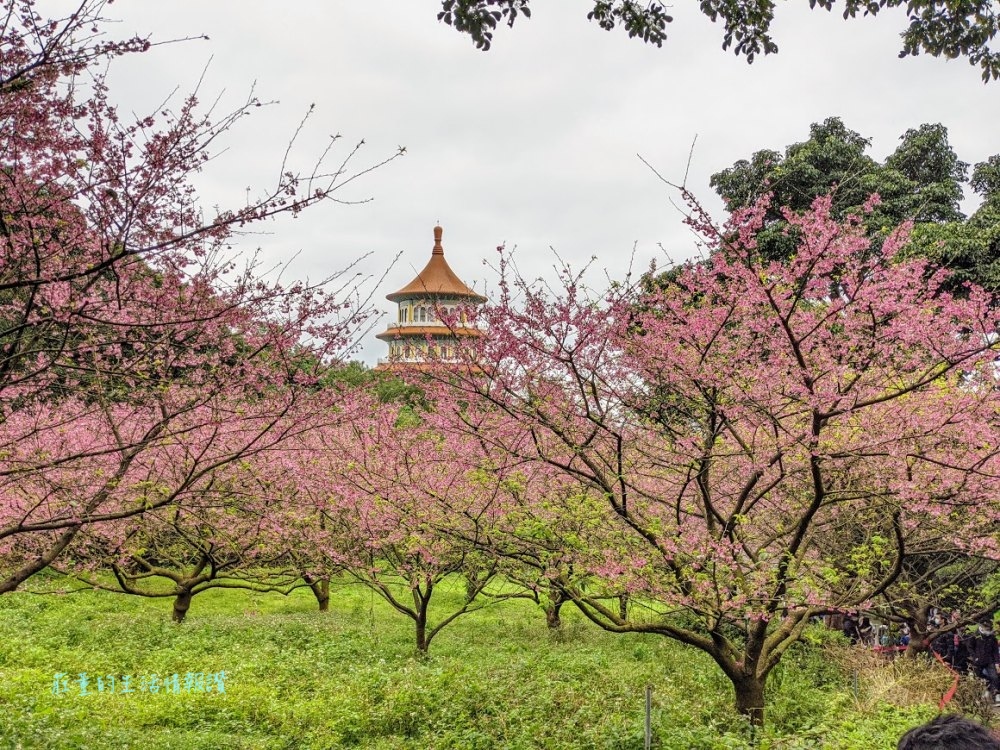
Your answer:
0;579;946;749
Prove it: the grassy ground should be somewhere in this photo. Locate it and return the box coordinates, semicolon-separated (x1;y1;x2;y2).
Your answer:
0;578;948;749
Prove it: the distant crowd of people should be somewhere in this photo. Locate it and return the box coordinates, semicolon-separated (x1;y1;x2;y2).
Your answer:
842;612;912;649
824;610;1000;747
929;613;1000;703
840;609;1000;704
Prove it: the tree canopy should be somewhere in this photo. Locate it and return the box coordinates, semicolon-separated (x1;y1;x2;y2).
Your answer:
709;117;1000;295
436;0;1000;80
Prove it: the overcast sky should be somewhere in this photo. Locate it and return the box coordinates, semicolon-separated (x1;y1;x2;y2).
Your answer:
108;1;1000;364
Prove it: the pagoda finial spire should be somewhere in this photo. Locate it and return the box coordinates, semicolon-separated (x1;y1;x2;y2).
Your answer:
433;225;444;255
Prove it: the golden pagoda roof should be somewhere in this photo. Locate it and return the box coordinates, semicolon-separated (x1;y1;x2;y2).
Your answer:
386;226;487;303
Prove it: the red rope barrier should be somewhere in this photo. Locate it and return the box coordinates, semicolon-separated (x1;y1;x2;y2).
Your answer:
931;648;961;710
873;645;907;654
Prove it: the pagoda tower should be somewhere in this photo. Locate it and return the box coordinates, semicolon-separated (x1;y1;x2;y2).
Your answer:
376;225;486;369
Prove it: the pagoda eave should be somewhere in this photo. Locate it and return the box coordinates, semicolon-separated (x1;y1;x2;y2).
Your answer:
375;360;488;375
385;290;487;304
375;325;484;341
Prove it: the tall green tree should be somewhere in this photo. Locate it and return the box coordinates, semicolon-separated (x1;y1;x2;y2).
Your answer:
709;117;1000;296
906;159;1000;294
711;118;885;262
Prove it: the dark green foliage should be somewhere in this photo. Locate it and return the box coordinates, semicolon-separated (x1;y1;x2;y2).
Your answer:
972;155;1000;199
885;123;968;224
436;0;1000;80
711;118;971;227
436;0;532;51
709;116;1000;297
906;202;1000;295
322;360;426;409
711;117;884;262
710;117;968;255
436;0;670;51
588;1;671;46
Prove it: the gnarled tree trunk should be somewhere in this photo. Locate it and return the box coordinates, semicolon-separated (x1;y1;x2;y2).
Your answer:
172;588;194;624
415;616;429;655
544;588;566;629
307;577;330;612
732;673;766;727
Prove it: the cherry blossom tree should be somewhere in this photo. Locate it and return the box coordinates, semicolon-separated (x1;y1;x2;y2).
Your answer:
278;364;435;613
433;194;1000;724
0;0;399;591
298;394;522;656
461;458;613;631
0;256;380;595
49;381;370;623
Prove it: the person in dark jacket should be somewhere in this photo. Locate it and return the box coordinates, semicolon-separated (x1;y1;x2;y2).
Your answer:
952;628;970;673
857;615;875;646
948;610;970;672
969;619;1000;701
935;629;971;672
843;612;860;645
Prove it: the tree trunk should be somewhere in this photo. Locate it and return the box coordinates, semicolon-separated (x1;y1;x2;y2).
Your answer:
415;615;429;655
906;608;930;656
732;674;766;727
465;572;480;603
172;589;193;624
618;593;629;621
412;577;432;656
545;600;564;629
905;632;928;657
309;578;330;612
545;588;566;629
